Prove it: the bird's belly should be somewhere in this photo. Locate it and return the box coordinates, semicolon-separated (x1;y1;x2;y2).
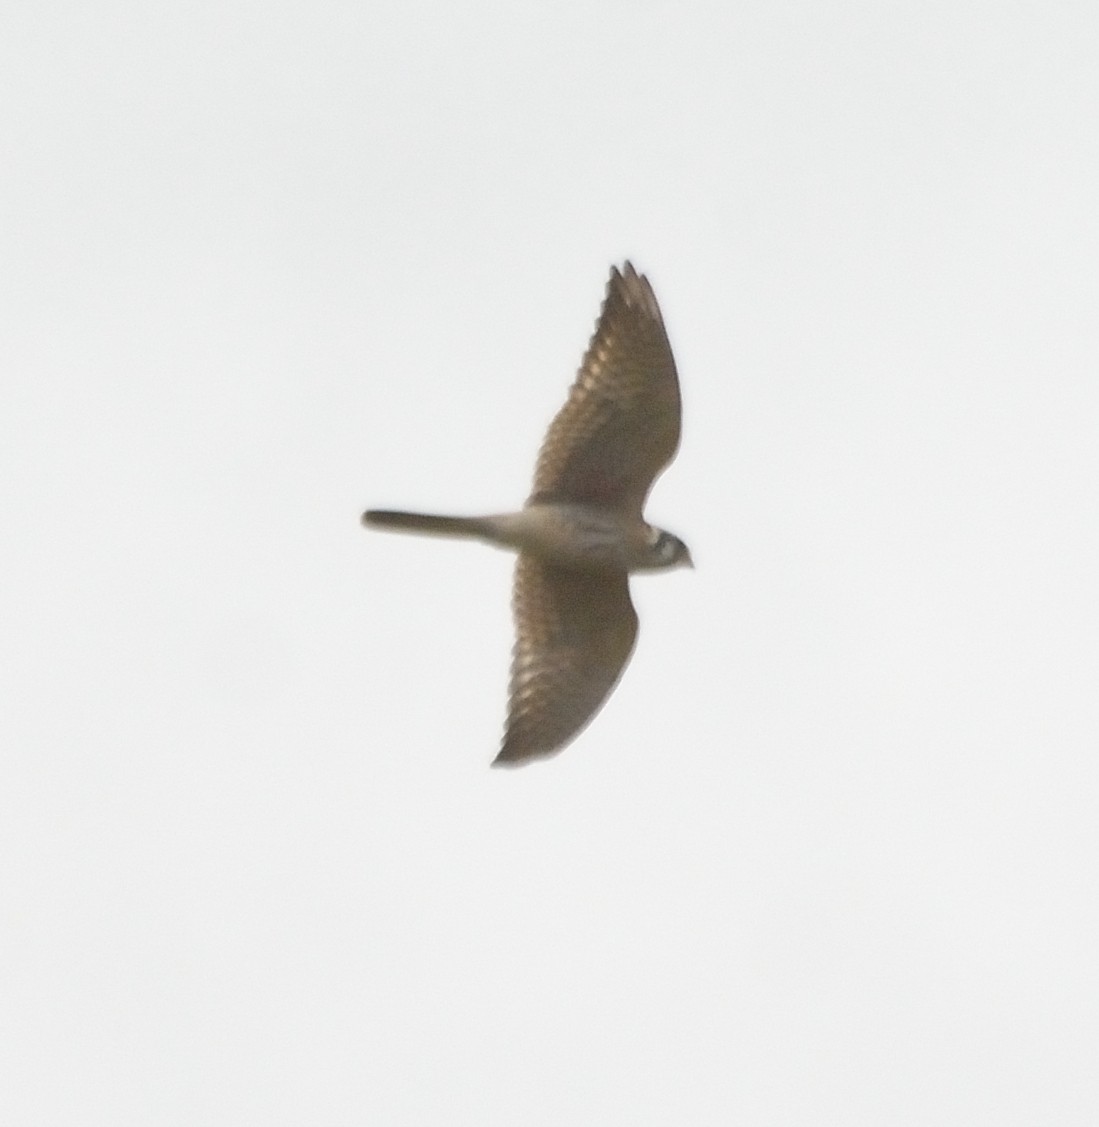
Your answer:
495;505;639;570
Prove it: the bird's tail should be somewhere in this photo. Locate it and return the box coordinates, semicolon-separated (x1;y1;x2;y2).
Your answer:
361;509;495;540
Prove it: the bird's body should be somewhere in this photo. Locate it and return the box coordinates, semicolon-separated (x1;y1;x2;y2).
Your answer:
362;262;690;766
364;503;684;573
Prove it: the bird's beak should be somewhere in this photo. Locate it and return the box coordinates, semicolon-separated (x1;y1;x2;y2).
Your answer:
683;550;695;570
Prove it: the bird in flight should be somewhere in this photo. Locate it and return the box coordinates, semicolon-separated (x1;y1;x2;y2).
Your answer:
362;262;691;766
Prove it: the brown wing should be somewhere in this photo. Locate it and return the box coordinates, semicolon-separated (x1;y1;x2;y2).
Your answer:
494;554;638;766
529;262;681;516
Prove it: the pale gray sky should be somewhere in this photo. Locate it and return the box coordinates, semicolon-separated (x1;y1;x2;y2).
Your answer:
3;1;1098;1123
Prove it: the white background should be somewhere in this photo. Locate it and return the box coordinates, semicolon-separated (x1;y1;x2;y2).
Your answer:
3;1;1097;1122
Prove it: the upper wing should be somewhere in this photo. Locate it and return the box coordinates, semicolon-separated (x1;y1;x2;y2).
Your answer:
495;554;638;766
529;263;681;516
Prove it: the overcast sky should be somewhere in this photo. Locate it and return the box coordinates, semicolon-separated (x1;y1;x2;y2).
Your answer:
3;1;1098;1123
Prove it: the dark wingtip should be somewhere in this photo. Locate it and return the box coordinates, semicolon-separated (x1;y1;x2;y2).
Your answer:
612;260;639;283
606;260;660;322
489;755;525;770
491;741;565;768
491;742;530;768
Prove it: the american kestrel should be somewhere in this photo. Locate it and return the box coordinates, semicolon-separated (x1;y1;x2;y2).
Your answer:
363;262;691;766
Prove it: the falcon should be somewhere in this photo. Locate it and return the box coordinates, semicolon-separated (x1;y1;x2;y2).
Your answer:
363;262;691;766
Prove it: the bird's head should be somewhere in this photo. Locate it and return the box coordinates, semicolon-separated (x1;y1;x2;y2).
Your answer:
645;527;693;570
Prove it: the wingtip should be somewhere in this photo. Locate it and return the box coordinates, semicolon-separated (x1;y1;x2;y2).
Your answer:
489;755;523;770
491;742;531;768
605;260;660;323
491;743;560;768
